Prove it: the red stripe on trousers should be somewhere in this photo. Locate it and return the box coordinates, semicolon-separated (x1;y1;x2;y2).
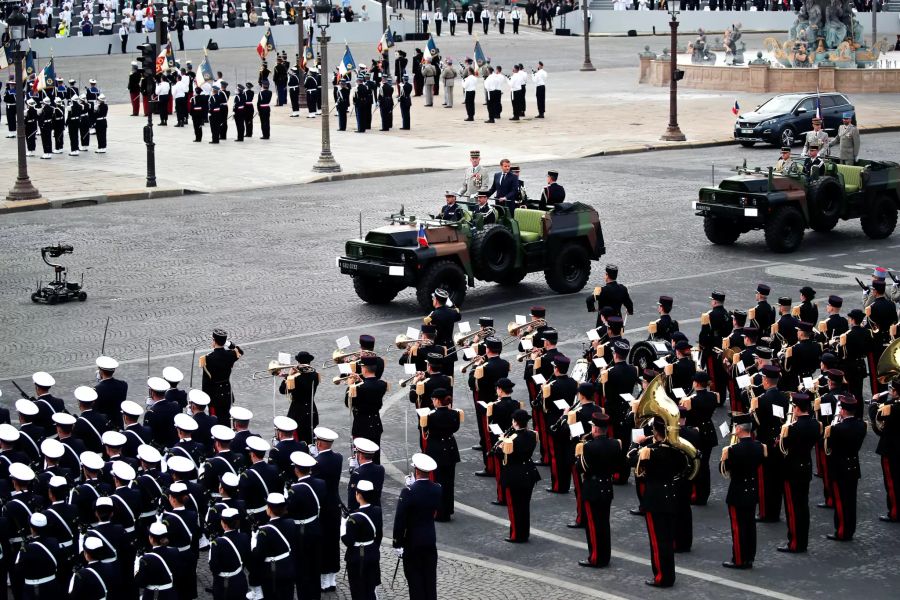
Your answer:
832;480;845;539
884;456;898;520
548;428;559;490
585;502;598;564
867;354;878;395
757;464;767;519
505;488;516;541
494;457;503;502
707;356;717;392
729;505;742;565
572;465;583;524
784;481;797;550
819;443;832;505
646;513;662;584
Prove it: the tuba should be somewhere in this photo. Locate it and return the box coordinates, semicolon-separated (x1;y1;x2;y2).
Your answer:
634;375;700;480
876;339;900;384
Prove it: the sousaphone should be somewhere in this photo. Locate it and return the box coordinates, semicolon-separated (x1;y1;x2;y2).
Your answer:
635;375;700;480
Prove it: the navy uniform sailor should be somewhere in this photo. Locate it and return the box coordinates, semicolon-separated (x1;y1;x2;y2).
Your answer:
393;453;442;600
162;367;188;410
120;400;151;459
167;413;203;471
343;479;382;600
348;437;385;512
135;521;179;600
249;493;297;600
312;426;343;592
208;508;250;600
287;450;324;600
188;390;217;454
239;436;280;527
269;416;309;485
94;355;128;429
69;535;121;599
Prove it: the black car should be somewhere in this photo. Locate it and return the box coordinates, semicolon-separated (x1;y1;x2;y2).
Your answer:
733;92;855;148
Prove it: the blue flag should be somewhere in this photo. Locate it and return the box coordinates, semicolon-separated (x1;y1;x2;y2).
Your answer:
24;50;35;82
198;53;214;83
257;28;276;59
426;35;438;58
37;57;56;91
303;39;315;68
474;40;486;67
338;45;355;76
1;37;12;69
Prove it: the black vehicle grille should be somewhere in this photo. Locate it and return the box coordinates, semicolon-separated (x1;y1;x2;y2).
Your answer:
737;121;757;128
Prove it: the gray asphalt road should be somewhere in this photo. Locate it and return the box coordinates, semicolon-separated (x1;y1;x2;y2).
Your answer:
1;134;899;599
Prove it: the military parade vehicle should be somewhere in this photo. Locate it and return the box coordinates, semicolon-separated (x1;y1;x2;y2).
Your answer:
338;199;605;310
694;157;900;252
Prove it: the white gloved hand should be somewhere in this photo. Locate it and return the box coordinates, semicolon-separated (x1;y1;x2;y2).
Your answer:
348;457;359;470
394;547;404;558
309;446;319;458
404;474;414;487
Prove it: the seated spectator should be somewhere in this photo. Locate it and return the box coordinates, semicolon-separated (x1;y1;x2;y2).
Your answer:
82;18;94;36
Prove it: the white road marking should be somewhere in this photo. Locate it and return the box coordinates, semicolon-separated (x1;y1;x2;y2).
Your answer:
795;257;816;262
764;264;860;287
858;249;877;253
0;262;781;381
828;253;847;257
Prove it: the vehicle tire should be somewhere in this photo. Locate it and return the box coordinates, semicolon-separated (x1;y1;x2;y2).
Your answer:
860;194;899;240
544;242;591;294
807;176;843;232
47;293;59;305
764;206;805;252
78;292;88;301
703;216;741;245
780;126;796;148
495;268;527;286
416;260;467;311
31;292;41;303
353;275;401;305
470;224;517;282
739;141;756;148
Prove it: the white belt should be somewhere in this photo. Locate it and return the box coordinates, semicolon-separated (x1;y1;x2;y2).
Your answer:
217;567;243;578
124;526;136;533
265;551;290;563
95;117;106;120
353;540;375;547
294;516;317;525
246;506;267;515
101;558;116;564
25;575;56;585
58;540;74;548
146;583;174;591
177;545;191;552
10;536;24;544
140;510;158;519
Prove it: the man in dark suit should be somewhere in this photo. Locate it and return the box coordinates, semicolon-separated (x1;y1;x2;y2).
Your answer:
394;453;442;599
425;389;462;521
94;356;128;429
577;412;622;567
720;413;766;569
200;328;244;424
778;393;819;553
586;264;634;323
825;396;867;541
751;283;776;333
485;158;520;212
347;437;385;511
346;357;387;463
472;336;510;475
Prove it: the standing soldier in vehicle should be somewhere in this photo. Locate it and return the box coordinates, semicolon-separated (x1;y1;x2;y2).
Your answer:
458;149;484;197
201;329;244;424
828;112;860;165
774;147;796;174
801;117;829;157
719;413;765;570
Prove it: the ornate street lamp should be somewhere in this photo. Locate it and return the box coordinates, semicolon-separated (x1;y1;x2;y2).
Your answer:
312;0;340;173
660;6;685;142
6;6;42;202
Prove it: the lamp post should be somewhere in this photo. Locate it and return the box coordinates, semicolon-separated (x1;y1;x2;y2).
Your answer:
580;1;595;71
5;6;42;202
381;0;390;77
312;0;340;173
660;6;685;142
296;3;307;108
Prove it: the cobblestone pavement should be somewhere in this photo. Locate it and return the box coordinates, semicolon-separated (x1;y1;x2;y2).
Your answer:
3;139;900;599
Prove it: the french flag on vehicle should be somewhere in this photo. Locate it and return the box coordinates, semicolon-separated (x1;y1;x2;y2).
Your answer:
731;99;740;116
417;223;429;248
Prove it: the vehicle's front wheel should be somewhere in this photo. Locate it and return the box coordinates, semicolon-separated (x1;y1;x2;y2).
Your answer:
765;206;805;252
416;260;467;311
780;126;796;148
860;194;898;240
353;275;401;305
544;242;591;294
703;216;742;245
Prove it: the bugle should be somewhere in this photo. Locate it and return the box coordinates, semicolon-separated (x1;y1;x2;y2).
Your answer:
399;371;423;388
322;349;375;368
332;372;361;385
387;334;427;352
460;354;486;373
454;326;495;348
250;361;315;380
504;318;546;342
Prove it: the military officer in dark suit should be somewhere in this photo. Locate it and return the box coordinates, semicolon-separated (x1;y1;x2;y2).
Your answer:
542;355;578;494
874;379;900;522
783;321;822;391
312;427;343;592
566;382;602;529
438;191;465;221
393;453;442;599
473;336;510;475
668;340;697;398
425;389;462;521
777;393;819;553
346;357;387;463
774;297;799;351
681;372;719;505
720;413;766;569
94;356;128;428
239;436;280;527
797;286;818;324
342;479;382;600
72;386;109;453
135;521;180;599
586;264;634;323
425;288;461;355
637;416;685;587
821;295;849;342
208;508;250;600
867;281;899;386
287;451;325;599
539;169;566;209
145;377;180;449
750;283;776;333
843;309;873;402
603;340;639;484
753;365;789;522
699;290;733;401
651;295;680;342
347;437;385;512
249;493;296;600
576;412;621;568
496;410;540;543
200;329;244;424
277;351;320;444
825;395;867;541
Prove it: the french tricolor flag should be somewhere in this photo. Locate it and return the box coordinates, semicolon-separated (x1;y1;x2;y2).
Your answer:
731;99;740;116
417;223;429;248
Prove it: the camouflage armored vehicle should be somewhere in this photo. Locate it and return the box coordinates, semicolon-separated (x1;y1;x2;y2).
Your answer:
338;200;606;310
695;158;900;252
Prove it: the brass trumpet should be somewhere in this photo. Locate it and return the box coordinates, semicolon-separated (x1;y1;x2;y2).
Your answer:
517;347;545;363
387;334;427;352
505;318;546;341
454;326;495;348
332;372;361;385
322;349;375;368
460;354;486;373
250;361;315;380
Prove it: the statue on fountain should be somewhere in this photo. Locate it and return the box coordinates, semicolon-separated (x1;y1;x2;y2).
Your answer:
688;28;716;65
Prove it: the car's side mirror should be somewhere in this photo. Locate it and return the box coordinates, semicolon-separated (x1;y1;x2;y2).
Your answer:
796;107;808;114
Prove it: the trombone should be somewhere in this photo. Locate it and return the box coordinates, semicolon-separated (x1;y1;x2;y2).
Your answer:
460;354;486;373
386;334;428;353
321;349;375;368
250;360;315;380
517;347;545;363
332;372;361;386
503;318;546;343
400;371;424;388
454;326;495;348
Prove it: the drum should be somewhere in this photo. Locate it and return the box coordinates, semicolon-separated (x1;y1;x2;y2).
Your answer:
571;358;590;383
629;339;672;372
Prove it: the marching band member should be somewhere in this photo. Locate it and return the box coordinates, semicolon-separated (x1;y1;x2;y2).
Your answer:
720;413;765;569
